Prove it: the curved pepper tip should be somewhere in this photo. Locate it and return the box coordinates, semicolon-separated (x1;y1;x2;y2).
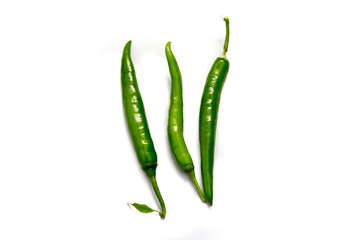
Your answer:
165;41;172;50
125;40;132;48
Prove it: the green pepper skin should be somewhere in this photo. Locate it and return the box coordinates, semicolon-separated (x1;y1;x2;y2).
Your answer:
166;42;194;171
199;58;229;205
121;40;157;177
200;17;230;206
121;40;166;218
165;42;205;202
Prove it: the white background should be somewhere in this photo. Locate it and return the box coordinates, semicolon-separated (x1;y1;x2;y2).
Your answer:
1;0;360;239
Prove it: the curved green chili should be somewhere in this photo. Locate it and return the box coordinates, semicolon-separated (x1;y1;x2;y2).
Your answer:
199;17;230;206
165;42;205;202
121;40;166;218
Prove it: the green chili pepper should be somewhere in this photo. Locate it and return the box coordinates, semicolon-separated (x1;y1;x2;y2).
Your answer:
121;40;166;218
199;17;230;206
165;42;206;202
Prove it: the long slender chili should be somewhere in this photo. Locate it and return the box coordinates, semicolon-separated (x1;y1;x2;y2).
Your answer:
121;40;166;218
165;42;205;202
199;17;230;206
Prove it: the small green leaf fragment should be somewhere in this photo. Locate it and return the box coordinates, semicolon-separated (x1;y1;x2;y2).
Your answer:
129;203;159;214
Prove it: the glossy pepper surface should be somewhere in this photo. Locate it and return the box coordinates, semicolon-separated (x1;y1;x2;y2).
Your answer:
199;17;230;206
121;40;166;218
165;42;205;202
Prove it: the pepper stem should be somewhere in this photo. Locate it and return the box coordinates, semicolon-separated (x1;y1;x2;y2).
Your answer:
188;170;206;202
221;17;230;58
149;175;166;218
